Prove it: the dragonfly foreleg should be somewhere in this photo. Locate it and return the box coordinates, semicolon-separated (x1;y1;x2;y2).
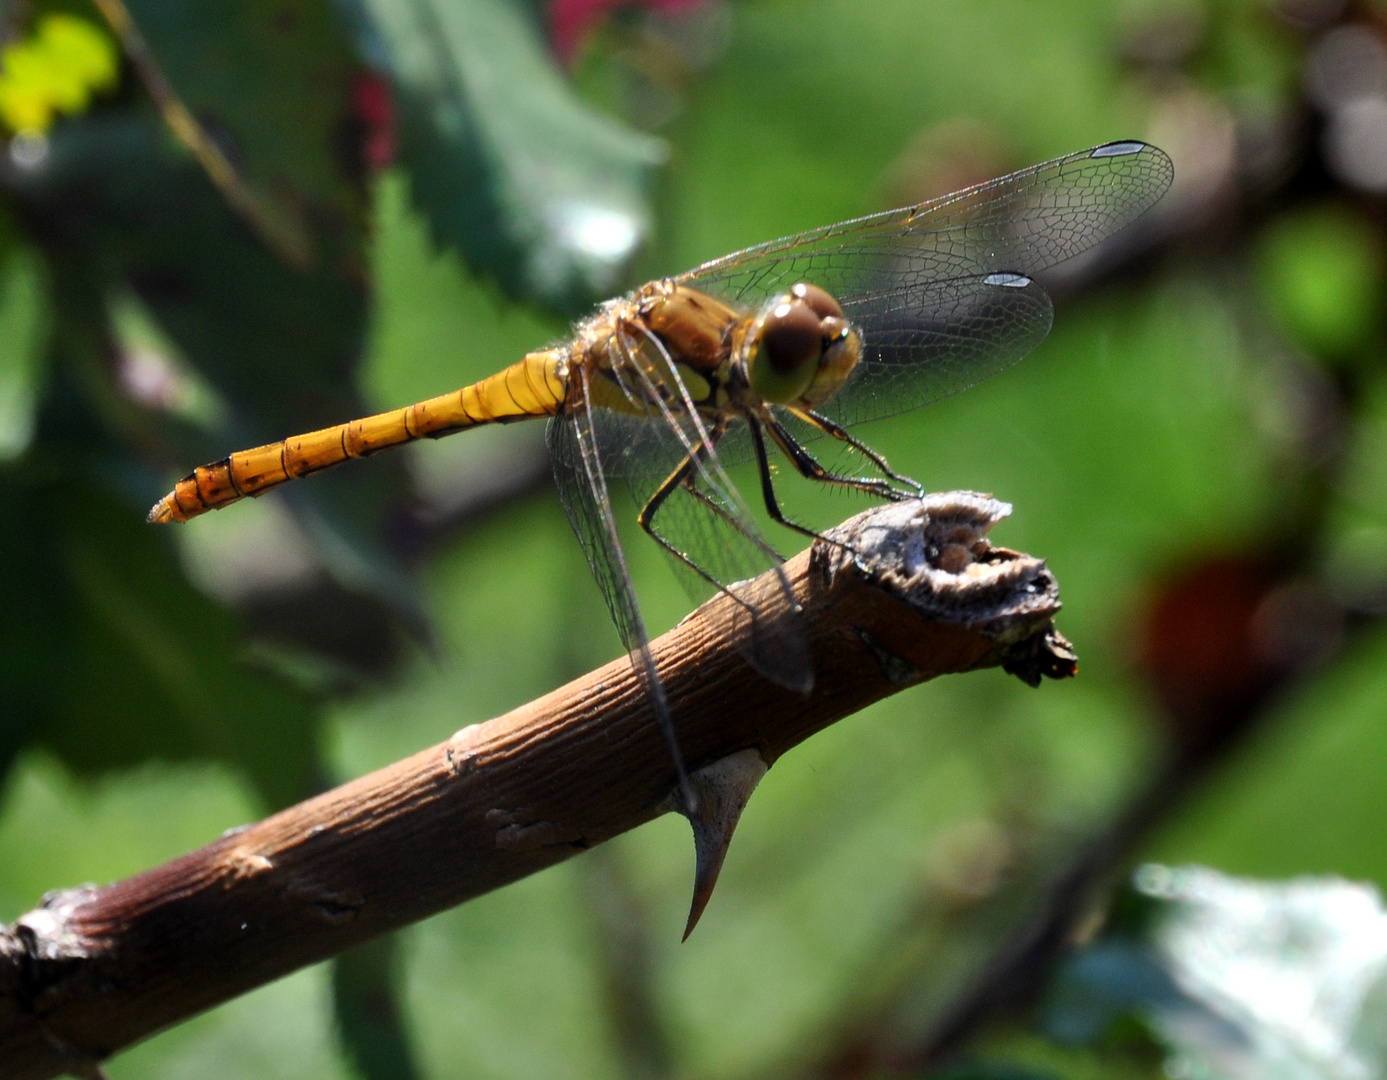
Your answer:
747;421;829;545
747;420;860;557
762;414;906;502
789;408;924;497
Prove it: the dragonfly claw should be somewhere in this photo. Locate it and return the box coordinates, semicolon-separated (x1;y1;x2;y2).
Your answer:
677;748;769;940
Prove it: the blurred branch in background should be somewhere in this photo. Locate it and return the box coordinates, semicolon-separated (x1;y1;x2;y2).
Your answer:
87;0;316;267
580;846;674;1080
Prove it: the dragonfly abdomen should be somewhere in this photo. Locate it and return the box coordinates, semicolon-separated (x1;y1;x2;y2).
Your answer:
148;350;566;524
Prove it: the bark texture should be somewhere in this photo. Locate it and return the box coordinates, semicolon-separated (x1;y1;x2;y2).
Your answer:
0;493;1074;1080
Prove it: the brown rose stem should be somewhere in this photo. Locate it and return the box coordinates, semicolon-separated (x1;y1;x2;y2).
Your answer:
0;494;1074;1080
88;0;314;268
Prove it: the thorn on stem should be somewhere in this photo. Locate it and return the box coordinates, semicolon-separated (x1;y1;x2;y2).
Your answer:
675;748;769;940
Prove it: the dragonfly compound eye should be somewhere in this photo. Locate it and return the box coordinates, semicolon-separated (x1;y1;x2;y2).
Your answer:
762;302;823;374
790;282;843;321
749;299;825;403
799;314;861;408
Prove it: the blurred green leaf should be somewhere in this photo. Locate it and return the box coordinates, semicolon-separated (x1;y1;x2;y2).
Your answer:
1149;624;1387;887
352;0;666;312
122;0;369;265
0;229;49;460
1256;203;1383;362
7;110;425;634
401;858;628;1080
1324;374;1387;595
362;168;564;407
930;1064;1066;1080
7;112;364;444
0;468;319;808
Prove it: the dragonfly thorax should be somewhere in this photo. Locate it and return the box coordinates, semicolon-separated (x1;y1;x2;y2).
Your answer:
578;278;862;421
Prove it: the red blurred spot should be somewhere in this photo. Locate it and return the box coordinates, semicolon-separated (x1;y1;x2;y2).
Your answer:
546;0;711;63
1139;556;1288;755
1136;555;1339;748
352;72;396;173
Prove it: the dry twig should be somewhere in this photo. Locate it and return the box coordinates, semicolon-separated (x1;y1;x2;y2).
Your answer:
0;494;1074;1080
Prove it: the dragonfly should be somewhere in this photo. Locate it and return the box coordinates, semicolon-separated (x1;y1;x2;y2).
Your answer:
149;140;1173;811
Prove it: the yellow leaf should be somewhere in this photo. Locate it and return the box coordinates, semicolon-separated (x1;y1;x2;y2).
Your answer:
39;15;119;92
0;14;119;135
0;82;54;135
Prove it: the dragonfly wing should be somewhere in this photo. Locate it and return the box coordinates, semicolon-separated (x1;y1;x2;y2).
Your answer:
678;141;1172;308
821;270;1055;428
678;142;1170;438
547;403;643;655
633;415;813;696
552;388;812;694
546;379;696;805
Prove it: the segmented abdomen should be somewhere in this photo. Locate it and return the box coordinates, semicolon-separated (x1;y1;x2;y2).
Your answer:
148;350;566;523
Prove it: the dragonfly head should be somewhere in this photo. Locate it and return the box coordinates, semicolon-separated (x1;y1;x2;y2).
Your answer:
745;283;861;406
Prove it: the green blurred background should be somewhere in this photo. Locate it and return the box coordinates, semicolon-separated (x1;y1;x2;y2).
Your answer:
2;0;1386;1077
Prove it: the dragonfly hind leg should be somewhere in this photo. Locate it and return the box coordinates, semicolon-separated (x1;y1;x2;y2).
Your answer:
749;413;926;562
745;420;879;572
636;439;779;607
637;433;812;695
746;420;832;548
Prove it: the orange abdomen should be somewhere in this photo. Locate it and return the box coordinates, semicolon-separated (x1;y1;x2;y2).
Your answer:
148;350;566;524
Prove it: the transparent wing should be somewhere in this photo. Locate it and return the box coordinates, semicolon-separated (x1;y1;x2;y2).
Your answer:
677;140;1169;441
546;401;647;660
546;377;698;806
824;270;1055;427
549;383;811;693
678;141;1172;305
